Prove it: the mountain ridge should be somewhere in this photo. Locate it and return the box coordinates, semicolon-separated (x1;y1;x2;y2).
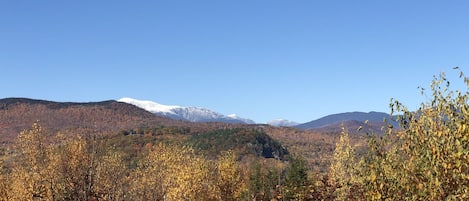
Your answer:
118;97;255;124
295;111;396;130
267;119;299;127
0;97;397;136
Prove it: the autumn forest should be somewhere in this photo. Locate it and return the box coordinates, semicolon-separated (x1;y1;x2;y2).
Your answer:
0;72;468;200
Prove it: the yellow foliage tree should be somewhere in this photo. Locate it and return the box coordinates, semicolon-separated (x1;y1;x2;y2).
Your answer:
0;160;10;201
52;134;99;200
389;71;469;199
216;151;244;201
355;70;469;200
4;123;130;200
328;129;355;200
130;143;219;201
95;149;128;200
9;122;56;200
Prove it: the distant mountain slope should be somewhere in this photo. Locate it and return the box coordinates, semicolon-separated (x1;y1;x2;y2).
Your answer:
308;120;390;134
0;98;180;143
118;97;255;124
267;119;299;127
295;111;395;131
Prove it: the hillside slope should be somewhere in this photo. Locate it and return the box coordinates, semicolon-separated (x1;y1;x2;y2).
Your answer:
0;98;180;143
295;111;395;130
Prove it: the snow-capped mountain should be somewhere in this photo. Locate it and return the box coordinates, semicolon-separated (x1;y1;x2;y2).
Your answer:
118;97;255;124
267;119;299;127
227;114;256;124
118;97;180;114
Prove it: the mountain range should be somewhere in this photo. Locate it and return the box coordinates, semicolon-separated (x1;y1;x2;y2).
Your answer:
0;97;396;140
120;98;399;131
118;98;255;124
0;97;264;143
118;98;395;131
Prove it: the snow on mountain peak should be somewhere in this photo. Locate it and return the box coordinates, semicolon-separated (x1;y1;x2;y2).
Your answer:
118;97;181;114
227;114;256;124
267;119;299;127
118;97;255;124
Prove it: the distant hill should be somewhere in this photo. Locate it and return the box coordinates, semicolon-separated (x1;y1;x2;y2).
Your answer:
118;97;255;124
295;111;397;132
0;98;181;143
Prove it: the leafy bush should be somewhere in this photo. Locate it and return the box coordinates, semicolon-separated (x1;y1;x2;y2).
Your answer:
335;70;469;200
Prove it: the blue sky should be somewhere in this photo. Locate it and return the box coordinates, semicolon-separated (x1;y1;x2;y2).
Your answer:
1;1;469;123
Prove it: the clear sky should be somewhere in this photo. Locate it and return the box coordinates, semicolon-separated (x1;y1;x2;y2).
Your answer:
1;1;469;123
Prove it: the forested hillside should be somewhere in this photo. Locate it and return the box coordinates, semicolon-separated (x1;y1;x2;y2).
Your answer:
0;98;177;143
